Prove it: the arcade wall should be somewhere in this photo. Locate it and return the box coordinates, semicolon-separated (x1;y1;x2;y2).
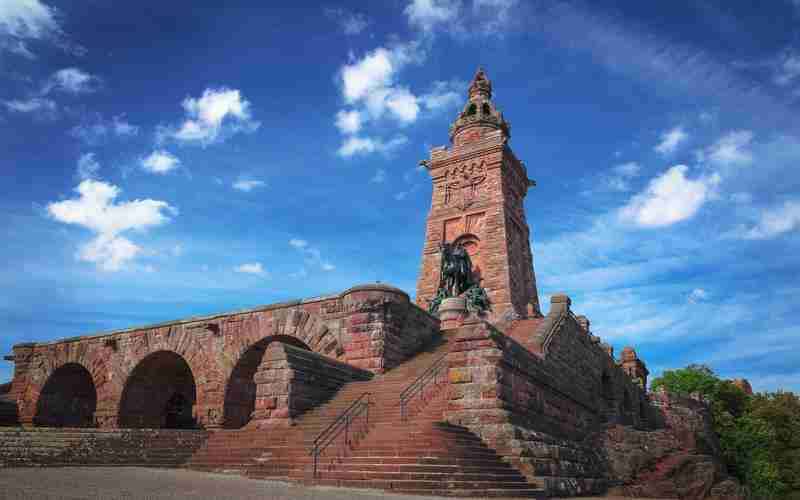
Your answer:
5;283;438;430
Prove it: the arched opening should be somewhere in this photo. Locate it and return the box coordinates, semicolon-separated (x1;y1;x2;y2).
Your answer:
453;234;482;285
482;103;491;115
223;335;310;429
466;103;477;115
119;351;197;429
34;363;96;427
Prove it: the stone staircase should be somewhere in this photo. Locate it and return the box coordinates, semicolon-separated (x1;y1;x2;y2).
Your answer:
311;393;545;497
186;332;452;477
0;427;207;467
187;331;546;497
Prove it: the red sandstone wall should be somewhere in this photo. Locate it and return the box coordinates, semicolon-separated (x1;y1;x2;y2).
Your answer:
445;310;650;496
6;284;438;430
415;131;540;321
0;427;207;467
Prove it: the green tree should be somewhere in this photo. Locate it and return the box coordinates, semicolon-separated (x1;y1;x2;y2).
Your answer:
651;366;800;499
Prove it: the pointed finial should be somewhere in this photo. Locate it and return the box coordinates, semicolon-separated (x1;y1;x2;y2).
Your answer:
468;66;492;101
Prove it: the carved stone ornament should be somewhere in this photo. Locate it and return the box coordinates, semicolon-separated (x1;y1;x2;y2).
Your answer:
443;161;487;211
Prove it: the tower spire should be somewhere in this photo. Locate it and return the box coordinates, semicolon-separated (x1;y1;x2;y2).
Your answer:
449;66;509;144
468;67;492;101
417;68;541;321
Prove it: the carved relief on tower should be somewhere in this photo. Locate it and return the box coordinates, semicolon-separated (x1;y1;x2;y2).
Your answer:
441;161;487;211
442;212;485;243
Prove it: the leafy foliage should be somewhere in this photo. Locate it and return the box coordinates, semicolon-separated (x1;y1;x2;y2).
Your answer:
651;365;800;499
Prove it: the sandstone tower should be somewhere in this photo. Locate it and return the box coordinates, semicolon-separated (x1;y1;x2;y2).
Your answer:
415;68;541;321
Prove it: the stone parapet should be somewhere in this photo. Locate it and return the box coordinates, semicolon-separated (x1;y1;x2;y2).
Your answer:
5;282;438;430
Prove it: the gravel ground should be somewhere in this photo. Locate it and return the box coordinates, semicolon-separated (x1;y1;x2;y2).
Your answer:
0;467;659;500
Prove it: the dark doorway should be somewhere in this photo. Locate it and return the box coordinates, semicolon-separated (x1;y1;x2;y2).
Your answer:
119;351;197;429
34;363;97;427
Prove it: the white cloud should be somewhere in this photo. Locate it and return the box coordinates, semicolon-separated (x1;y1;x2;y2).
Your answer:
371;169;387;183
141;150;180;174
44;68;100;94
608;161;641;191
613;161;641;177
654;126;688;155
472;0;518;33
78;234;141;272
335;110;363;134
171;244;183;257
171;87;260;145
383;87;420;123
289;238;308;249
405;0;519;37
334;43;462;156
112;115;138;136
2;97;56;116
738;201;800;240
336;43;426;132
0;0;60;57
289;238;334;271
619;165;718;228
234;262;266;275
70;114;139;144
337;135;408;157
419;80;463;110
773;50;800;87
76;152;100;180
688;288;709;304
405;0;461;32
46;179;176;271
325;8;369;35
705;130;753;167
232;178;266;192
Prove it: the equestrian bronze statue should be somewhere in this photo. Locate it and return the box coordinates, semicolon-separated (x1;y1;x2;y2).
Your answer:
428;241;491;314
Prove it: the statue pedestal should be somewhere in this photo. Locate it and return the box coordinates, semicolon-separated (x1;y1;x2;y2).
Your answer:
438;297;468;330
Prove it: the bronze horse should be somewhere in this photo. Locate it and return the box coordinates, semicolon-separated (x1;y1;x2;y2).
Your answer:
438;242;474;297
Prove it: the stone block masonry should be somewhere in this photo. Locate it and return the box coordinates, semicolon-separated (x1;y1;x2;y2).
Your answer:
5;283;438;431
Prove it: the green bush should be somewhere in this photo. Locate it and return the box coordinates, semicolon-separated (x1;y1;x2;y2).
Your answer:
651;365;799;499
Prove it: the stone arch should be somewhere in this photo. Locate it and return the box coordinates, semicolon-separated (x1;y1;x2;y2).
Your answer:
107;324;223;427
118;350;197;429
225;308;342;368
222;335;310;429
34;363;97;427
22;344;111;427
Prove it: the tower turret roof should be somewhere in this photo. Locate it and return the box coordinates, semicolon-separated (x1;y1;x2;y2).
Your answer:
449;67;510;143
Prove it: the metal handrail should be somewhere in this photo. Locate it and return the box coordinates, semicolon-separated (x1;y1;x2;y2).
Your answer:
399;354;448;422
310;392;371;478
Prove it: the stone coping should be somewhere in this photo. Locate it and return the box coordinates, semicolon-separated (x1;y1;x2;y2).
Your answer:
11;282;420;350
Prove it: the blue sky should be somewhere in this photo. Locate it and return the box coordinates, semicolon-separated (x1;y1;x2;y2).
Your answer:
2;0;799;392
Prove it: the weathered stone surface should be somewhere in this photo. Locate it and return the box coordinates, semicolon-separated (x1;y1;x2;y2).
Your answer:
6;283;437;431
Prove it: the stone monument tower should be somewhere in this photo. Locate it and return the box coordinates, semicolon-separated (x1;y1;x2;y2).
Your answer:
415;68;541;321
